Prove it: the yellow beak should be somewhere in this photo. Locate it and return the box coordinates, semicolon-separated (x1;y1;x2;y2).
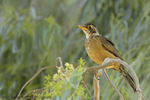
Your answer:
77;25;87;30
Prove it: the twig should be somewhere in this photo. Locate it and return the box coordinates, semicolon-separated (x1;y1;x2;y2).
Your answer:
54;57;63;69
84;71;89;82
82;79;95;100
15;66;54;100
137;88;148;100
22;88;44;98
103;68;124;100
101;58;124;100
16;57;147;100
109;58;147;100
85;57;147;100
16;57;63;100
54;57;70;76
19;96;33;100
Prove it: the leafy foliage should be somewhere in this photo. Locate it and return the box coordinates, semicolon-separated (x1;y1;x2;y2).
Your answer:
0;0;150;99
35;58;88;100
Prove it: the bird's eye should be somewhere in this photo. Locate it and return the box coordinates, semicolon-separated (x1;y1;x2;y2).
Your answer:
88;26;91;29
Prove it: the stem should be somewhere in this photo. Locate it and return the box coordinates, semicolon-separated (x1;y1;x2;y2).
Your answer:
15;66;54;100
103;68;124;100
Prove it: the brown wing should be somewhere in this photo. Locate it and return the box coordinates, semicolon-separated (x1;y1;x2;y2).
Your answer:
100;36;123;60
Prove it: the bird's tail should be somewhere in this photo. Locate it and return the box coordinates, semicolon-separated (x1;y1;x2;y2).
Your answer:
119;65;137;92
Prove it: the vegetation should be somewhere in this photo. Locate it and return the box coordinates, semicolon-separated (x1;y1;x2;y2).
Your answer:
35;58;88;100
0;0;150;99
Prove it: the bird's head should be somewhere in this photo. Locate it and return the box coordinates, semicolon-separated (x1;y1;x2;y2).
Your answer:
77;23;99;39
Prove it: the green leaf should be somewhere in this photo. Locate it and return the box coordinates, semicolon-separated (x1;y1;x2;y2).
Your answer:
53;96;60;100
69;68;86;89
61;90;70;100
75;95;81;100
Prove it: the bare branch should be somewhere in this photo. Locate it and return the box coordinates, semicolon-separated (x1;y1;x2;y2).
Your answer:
16;57;147;100
54;57;63;69
82;79;95;100
15;66;54;100
86;61;114;72
103;68;124;100
22;88;44;99
108;58;147;100
16;57;63;100
94;69;102;100
84;71;89;82
85;57;147;100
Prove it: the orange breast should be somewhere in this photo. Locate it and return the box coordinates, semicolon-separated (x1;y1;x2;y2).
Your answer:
85;36;118;68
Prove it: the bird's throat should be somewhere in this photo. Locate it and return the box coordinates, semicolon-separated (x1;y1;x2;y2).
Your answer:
86;34;100;42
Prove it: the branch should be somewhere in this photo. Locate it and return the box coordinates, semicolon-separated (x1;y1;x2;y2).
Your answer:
22;88;44;98
82;79;95;100
84;71;89;82
54;57;63;69
94;69;103;100
15;66;54;100
15;57;147;100
85;57;147;100
15;57;63;100
86;61;114;72
101;58;124;100
103;68;124;100
107;58;147;100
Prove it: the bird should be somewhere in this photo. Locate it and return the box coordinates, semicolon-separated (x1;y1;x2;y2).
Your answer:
77;23;137;92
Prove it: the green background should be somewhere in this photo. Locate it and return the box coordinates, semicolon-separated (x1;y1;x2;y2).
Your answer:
0;0;150;99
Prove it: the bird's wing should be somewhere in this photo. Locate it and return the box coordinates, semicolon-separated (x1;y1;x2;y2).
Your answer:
100;36;123;60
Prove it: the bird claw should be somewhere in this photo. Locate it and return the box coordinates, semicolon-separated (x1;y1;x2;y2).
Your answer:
94;69;103;80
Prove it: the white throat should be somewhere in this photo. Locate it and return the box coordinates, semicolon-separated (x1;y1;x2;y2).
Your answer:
83;30;99;39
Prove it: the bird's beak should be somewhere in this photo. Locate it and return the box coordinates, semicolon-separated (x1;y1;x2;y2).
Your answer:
77;25;87;30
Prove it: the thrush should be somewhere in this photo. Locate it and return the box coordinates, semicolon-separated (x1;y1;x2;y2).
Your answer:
77;23;137;92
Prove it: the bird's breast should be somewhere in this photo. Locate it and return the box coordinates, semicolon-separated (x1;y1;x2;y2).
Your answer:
85;37;114;65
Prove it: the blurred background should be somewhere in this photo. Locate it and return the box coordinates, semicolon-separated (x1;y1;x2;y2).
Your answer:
0;0;150;99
